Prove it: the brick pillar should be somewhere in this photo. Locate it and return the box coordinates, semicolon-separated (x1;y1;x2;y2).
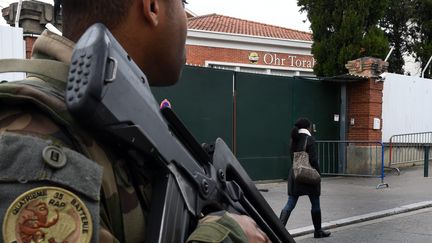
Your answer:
24;36;37;59
345;57;388;141
2;1;62;59
2;1;62;34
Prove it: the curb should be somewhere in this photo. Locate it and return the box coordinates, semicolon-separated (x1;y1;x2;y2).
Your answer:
288;201;432;237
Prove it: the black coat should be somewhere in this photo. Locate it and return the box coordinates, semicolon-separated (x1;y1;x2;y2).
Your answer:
287;133;321;196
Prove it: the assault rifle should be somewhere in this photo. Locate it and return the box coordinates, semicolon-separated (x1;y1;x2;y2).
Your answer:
66;23;294;243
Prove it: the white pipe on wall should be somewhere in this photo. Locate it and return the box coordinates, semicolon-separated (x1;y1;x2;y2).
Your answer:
421;56;432;78
14;0;23;27
384;46;395;62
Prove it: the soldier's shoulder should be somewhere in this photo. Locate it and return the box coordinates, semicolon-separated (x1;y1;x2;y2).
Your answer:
0;77;105;243
0;131;103;242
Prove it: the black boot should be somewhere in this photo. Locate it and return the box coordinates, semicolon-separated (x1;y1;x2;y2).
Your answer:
311;211;331;238
279;210;291;226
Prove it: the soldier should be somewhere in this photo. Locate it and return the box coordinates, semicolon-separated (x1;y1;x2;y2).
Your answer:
0;0;269;242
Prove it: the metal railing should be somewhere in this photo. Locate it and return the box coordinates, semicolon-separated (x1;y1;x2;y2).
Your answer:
316;140;388;189
388;132;432;172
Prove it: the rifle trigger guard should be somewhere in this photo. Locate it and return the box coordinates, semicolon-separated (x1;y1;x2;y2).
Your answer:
226;181;243;202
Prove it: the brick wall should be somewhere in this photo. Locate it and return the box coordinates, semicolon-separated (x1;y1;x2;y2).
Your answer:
24;36;37;59
347;85;383;141
186;45;314;69
186;45;247;66
346;57;386;141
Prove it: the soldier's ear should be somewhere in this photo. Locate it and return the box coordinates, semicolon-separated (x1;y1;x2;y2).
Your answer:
142;0;160;26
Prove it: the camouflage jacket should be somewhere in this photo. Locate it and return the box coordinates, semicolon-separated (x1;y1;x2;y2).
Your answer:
0;30;247;243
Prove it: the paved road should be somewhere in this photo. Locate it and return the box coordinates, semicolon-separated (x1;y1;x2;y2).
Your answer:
257;166;432;232
295;207;432;243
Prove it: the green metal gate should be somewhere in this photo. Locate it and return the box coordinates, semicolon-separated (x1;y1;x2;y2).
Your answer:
152;66;234;148
235;74;340;180
152;66;340;180
235;73;293;180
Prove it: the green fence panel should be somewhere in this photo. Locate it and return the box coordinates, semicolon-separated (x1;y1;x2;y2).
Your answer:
291;79;340;174
236;74;340;180
152;66;340;181
152;66;234;148
235;73;293;181
291;79;340;140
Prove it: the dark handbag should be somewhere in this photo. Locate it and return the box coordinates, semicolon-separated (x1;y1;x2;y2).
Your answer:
292;137;321;185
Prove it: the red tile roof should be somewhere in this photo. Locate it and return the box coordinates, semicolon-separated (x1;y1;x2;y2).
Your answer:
188;14;312;42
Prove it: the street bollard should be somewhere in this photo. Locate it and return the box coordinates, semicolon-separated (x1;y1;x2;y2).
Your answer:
424;145;430;177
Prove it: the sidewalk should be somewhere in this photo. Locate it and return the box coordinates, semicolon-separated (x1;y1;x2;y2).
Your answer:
256;166;432;237
296;207;432;242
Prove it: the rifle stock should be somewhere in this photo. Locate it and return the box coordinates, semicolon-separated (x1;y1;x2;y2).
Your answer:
66;23;295;243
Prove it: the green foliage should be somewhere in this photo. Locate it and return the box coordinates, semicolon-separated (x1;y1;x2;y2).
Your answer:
361;27;391;58
298;0;390;76
379;0;414;74
412;0;432;77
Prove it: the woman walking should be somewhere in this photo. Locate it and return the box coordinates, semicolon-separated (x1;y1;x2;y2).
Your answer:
279;118;331;238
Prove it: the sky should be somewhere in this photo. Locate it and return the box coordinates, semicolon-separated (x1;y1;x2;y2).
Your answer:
0;0;311;32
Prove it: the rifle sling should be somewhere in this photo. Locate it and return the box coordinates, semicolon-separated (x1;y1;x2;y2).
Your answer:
0;59;69;83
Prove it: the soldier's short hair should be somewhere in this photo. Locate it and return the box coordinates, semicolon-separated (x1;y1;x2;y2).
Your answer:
55;0;133;41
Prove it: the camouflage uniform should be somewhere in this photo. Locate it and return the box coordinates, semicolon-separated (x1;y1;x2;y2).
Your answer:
0;30;247;243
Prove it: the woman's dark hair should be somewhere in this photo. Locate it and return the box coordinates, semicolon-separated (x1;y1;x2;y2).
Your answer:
289;118;311;152
291;118;311;140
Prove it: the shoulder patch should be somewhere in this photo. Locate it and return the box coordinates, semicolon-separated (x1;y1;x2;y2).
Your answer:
2;186;92;243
